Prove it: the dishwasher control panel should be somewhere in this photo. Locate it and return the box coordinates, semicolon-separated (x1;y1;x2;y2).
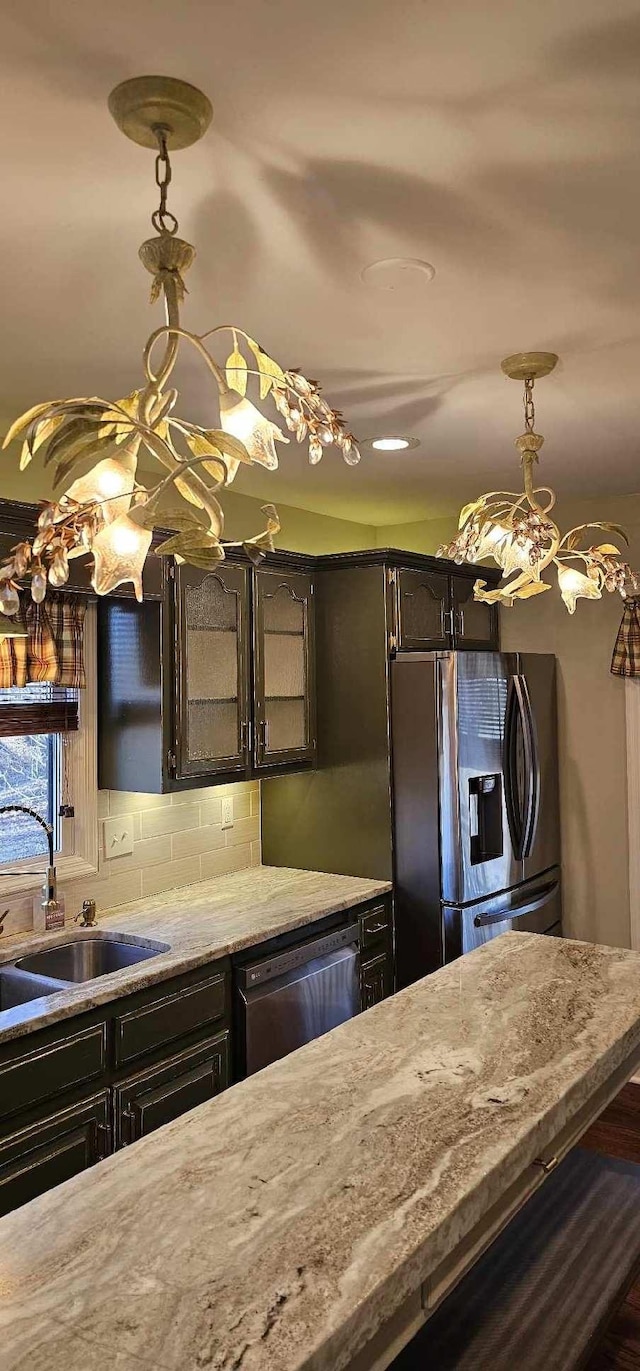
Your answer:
238;922;360;989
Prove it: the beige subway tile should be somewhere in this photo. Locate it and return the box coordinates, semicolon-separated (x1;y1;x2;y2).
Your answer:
200;844;253;880
63;869;143;914
141;857;203;899
131;813;142;842
109;790;172;815
224;815;260;849
198;797;222;826
250;787;260;818
141;804;201;840
97;791;110;820
171;825;226;860
102;835;169;874
250;841;261;867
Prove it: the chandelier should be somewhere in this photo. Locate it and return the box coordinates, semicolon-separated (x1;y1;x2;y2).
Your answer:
0;76;360;619
439;351;638;613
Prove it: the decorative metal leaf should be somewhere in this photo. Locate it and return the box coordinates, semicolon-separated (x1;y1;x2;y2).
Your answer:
202;429;252;465
458;496;488;529
98;391;141;441
155;528;221;557
514;580;551;599
243;542;267;566
593;543;623;555
225;349;248;397
3;401;63;450
261;503;280;535
179;547;227;570
174;475;205;510
183;431;227;483
247;337;286;399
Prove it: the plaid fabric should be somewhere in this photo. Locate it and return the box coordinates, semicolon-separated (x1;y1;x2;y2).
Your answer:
0;593;86;689
611;597;640;677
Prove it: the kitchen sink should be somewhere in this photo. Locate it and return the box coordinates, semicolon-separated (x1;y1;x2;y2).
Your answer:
14;934;169;983
0;964;66;1011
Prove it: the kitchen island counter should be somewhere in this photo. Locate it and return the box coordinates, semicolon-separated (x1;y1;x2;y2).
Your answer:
3;931;640;1370
0;865;391;1044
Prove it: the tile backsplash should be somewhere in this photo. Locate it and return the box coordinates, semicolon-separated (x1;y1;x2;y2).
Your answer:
2;780;260;938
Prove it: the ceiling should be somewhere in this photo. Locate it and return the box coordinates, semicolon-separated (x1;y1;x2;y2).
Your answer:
1;0;640;525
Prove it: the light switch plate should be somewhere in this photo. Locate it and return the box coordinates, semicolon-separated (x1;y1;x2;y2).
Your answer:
104;815;134;860
221;796;234;830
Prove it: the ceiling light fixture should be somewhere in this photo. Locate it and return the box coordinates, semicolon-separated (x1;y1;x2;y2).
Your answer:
439;351;638;613
371;437;412;452
361;258;436;290
0;75;360;608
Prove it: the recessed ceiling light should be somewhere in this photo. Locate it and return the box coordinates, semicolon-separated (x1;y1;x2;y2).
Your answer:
371;436;419;452
361;257;436;290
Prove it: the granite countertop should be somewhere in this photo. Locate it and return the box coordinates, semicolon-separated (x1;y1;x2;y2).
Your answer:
3;932;640;1371
0;865;391;1044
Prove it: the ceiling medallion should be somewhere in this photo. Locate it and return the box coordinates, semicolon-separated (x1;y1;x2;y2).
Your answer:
0;75;360;610
439;351;638;613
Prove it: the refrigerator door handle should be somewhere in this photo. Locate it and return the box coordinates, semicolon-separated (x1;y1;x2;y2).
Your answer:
473;878;559;928
504;674;539;862
519;674;541;860
504;675;524;859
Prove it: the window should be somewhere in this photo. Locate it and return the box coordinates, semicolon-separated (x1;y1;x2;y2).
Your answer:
0;606;98;894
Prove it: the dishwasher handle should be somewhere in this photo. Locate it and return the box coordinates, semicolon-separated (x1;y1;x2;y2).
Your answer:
237;922;360;990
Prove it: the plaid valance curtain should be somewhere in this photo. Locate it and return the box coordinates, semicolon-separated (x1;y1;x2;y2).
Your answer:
611;597;640;677
0;593;86;690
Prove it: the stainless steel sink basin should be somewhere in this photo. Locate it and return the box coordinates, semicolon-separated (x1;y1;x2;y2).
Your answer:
14;934;169;983
0;964;66;1011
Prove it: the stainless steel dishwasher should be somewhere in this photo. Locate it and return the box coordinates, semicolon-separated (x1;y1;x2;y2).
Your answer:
235;920;360;1076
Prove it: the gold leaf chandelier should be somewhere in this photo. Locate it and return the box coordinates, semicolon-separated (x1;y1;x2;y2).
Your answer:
439;351;638;613
0;76;360;620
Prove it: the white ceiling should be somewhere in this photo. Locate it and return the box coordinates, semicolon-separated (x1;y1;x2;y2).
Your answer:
1;0;640;524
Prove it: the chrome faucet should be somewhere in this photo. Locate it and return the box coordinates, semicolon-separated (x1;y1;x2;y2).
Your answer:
0;804;57;906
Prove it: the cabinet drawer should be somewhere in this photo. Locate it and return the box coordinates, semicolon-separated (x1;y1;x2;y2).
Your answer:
360;951;392;1011
114;971;227;1067
0;1020;108;1120
360;904;392;950
114;1032;229;1148
0;1091;110;1218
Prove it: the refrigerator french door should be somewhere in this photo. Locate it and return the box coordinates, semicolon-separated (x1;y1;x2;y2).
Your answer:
391;651;561;988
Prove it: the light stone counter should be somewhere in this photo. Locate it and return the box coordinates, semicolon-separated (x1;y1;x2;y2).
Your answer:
0;865;390;1044
3;932;640;1371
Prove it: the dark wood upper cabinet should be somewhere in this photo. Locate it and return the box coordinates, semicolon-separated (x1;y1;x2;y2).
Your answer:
253;568;316;770
394;568;450;651
450;575;499;651
173;562;251;782
390;562;499;655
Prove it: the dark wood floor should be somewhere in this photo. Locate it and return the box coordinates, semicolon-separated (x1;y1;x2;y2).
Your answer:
583;1083;640;1370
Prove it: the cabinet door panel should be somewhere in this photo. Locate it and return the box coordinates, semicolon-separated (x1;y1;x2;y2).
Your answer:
360;951;392;1011
174;563;250;780
114;972;227;1068
0;1091;109;1218
114;1033;229;1148
254;569;316;769
396;569;450;651
0;1020;107;1122
451;577;499;650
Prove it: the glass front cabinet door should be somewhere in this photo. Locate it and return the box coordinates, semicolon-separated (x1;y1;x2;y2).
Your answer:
172;563;251;781
253;568;316;770
450;576;499;651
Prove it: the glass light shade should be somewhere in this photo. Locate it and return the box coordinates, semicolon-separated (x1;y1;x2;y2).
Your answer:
219;390;289;471
557;564;602;615
90;511;152;602
64;450;138;524
476;522;510;562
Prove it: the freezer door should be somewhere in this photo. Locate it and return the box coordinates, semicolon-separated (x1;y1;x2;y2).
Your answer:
440;651;521;906
443;871;562;960
517;653;561;882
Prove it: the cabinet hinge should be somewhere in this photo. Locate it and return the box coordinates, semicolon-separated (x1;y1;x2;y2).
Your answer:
387;568;397;586
167;750;177;775
389;633;398;653
168;561;176;580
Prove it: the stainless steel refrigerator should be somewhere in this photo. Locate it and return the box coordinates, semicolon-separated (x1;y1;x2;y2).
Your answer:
391;651;561;989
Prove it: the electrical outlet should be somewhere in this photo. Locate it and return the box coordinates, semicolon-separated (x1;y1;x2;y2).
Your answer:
103;816;134;860
221;796;234;830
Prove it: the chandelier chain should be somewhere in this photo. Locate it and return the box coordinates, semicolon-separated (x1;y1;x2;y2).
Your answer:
523;376;536;433
151;126;178;236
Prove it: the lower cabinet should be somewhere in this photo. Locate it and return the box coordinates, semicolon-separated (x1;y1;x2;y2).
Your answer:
0;1091;110;1219
113;1032;229;1148
360;951;392;1010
